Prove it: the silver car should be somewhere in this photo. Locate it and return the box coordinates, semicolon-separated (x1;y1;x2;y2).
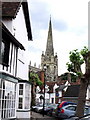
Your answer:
64;115;90;120
58;104;90;119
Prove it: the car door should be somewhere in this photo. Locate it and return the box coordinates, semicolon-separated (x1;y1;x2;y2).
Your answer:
64;105;76;117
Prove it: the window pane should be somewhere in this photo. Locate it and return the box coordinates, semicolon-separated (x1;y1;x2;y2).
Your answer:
66;106;76;111
18;98;23;109
1;41;5;61
1;39;10;66
0;90;2;100
25;84;30;109
19;84;23;89
0;80;2;88
0;99;1;110
19;84;23;95
25;84;30;98
19;90;23;95
18;104;22;109
19;98;22;103
25;97;30;109
0;110;1;119
1;80;16;119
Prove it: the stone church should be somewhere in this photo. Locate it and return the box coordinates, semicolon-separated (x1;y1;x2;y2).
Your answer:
41;18;58;82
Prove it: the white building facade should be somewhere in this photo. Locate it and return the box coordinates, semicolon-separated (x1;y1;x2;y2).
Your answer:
36;83;60;104
0;1;32;120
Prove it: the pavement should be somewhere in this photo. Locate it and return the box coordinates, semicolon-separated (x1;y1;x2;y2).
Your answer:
30;111;57;120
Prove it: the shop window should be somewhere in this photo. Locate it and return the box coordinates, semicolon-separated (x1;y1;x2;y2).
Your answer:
0;80;16;119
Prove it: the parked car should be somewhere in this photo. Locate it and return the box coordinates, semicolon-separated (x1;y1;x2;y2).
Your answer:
35;104;48;112
40;103;58;114
32;104;43;111
57;104;90;119
58;101;76;108
64;114;90;120
47;101;76;117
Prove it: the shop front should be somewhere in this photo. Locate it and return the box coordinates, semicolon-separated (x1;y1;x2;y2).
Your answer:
0;72;18;120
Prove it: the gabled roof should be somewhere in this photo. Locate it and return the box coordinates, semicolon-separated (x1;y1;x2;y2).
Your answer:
55;84;66;91
38;82;56;93
39;81;66;93
46;81;57;86
2;1;32;40
63;85;80;97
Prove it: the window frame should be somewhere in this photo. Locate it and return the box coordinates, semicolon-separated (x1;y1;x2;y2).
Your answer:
18;83;31;110
66;106;76;111
18;83;24;110
0;79;17;119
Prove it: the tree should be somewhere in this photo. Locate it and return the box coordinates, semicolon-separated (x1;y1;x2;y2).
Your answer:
60;72;77;82
66;46;89;117
29;72;42;106
29;72;42;86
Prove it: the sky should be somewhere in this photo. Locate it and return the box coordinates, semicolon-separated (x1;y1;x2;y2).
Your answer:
28;0;89;75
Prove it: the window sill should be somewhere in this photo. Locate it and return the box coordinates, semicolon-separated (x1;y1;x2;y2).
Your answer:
17;109;30;112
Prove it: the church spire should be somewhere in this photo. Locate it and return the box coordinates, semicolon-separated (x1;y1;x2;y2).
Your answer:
45;17;54;56
41;17;58;82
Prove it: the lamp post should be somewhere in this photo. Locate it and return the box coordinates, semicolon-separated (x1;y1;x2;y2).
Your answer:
43;64;47;117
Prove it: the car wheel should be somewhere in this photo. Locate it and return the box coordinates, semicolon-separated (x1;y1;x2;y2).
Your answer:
47;111;52;116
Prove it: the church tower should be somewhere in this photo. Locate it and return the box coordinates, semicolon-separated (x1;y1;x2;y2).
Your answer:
41;17;58;82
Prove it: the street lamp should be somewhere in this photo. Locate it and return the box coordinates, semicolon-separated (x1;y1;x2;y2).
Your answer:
43;64;47;117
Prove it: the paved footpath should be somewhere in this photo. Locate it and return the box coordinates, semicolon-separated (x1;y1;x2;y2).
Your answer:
30;111;58;120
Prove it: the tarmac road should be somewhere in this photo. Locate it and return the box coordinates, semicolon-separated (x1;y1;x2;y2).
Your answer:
30;111;59;120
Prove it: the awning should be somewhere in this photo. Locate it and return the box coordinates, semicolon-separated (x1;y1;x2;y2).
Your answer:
0;72;18;83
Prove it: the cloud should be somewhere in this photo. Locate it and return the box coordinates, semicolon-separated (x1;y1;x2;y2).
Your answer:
29;0;88;75
53;20;68;31
30;0;50;30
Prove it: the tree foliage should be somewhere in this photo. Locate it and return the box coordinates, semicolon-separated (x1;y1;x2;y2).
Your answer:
60;72;77;82
66;46;88;77
29;72;43;106
29;72;42;86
